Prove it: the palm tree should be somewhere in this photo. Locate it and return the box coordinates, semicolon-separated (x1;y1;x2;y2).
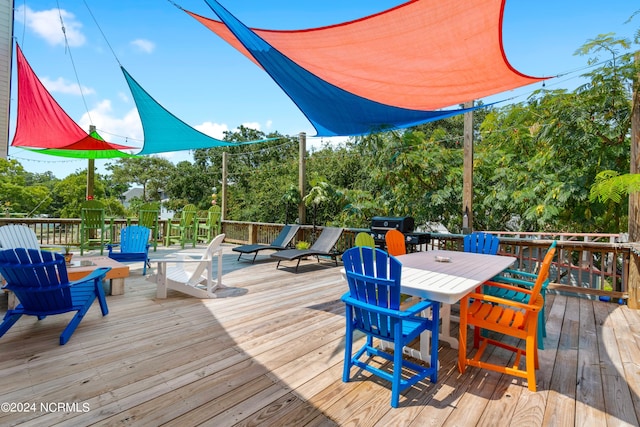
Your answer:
303;181;332;242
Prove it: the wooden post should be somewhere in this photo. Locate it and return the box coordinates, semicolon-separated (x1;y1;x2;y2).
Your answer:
86;125;96;200
298;132;306;225
462;101;474;233
221;151;228;222
629;51;640;242
628;52;640;308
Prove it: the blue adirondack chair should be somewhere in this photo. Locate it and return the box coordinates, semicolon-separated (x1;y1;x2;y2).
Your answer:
107;225;151;275
0;248;110;345
341;246;440;408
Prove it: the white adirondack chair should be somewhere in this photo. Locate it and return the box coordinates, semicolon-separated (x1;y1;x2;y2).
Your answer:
0;224;64;251
154;233;225;299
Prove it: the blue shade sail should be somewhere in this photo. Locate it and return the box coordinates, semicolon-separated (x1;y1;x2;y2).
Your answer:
202;0;489;137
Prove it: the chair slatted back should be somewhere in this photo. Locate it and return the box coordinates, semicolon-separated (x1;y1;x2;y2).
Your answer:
342;247;402;340
120;226;150;254
207;205;221;230
385;229;406;256
464;232;499;255
0;224;40;249
180;204;198;228
185;234;225;286
0;249;72;312
527;241;557;307
139;203;160;230
354;232;375;248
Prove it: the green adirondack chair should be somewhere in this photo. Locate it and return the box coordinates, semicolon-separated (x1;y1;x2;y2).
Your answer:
165;204;198;248
198;205;221;244
80;200;109;255
139;202;160;251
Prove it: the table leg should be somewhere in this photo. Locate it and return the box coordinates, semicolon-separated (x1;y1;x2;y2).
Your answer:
6;291;16;310
111;278;125;296
439;303;459;349
379;301;459;364
156;263;167;298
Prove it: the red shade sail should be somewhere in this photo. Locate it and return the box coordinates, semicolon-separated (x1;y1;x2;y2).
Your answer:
11;44;132;151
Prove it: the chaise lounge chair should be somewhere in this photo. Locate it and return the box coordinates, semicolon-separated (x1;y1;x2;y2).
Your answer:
271;227;343;272
232;224;300;263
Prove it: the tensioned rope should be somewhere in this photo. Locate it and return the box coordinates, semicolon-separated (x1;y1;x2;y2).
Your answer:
82;0;121;66
55;0;93;125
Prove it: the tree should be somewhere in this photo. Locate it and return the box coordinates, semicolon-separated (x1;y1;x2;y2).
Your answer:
106;156;175;202
281;184;300;225
0;158;52;216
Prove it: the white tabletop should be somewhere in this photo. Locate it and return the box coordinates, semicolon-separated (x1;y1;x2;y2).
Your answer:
397;249;516;304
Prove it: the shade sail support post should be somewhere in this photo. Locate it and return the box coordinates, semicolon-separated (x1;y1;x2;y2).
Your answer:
462;101;474;234
628;52;640;309
298;132;306;225
86;125;96;200
221;151;228;222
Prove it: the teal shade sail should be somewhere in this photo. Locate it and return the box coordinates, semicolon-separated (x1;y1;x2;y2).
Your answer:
121;67;275;154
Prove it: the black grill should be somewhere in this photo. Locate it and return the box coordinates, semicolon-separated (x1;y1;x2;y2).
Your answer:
370;216;415;235
369;216;430;251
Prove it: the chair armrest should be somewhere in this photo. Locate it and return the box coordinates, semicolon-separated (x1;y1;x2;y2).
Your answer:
465;290;541;312
483;280;534;297
341;293;434;319
491;273;549;289
69;267;112;286
401;298;436;316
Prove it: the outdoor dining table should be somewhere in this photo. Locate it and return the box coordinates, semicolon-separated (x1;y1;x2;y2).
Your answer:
393;249;516;363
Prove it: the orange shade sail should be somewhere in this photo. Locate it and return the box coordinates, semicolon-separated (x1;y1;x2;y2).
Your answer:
187;0;545;111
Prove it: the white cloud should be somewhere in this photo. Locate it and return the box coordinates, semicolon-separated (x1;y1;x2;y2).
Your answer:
77;100;143;150
41;76;94;96
117;91;130;103
241;122;261;131
130;39;155;54
15;6;85;47
195;121;229;139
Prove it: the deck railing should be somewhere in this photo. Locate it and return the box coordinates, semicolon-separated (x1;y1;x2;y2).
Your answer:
0;217;636;305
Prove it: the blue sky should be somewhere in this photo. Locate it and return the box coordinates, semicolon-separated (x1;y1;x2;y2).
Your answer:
7;0;638;178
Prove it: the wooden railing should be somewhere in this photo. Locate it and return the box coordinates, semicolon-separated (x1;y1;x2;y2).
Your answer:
1;217;637;306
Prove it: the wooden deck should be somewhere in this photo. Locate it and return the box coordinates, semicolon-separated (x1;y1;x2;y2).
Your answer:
1;244;640;426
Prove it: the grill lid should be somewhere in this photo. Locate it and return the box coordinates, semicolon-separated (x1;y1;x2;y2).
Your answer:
370;216;415;233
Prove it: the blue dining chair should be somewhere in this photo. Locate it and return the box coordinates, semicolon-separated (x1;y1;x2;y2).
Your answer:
341;246;439;408
464;231;500;255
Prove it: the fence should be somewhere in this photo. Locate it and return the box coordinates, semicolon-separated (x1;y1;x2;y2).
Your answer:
0;217;635;305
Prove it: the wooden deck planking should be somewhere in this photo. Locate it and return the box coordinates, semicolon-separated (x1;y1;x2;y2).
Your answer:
1;245;639;426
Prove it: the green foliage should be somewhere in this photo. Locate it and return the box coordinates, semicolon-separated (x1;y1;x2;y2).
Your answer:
50;170;125;218
590;171;640;203
0;158;52;216
106;156;175;202
295;241;311;250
